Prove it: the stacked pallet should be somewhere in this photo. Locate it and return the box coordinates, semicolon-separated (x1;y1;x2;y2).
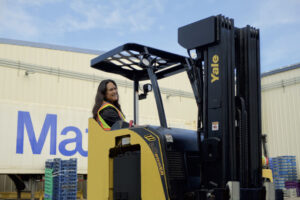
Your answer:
45;158;77;200
269;156;297;190
44;162;54;200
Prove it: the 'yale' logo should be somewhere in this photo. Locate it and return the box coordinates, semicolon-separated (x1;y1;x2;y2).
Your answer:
211;54;219;83
144;134;156;142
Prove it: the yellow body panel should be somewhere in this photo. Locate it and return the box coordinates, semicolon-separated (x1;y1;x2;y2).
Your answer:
262;169;273;182
88;118;168;200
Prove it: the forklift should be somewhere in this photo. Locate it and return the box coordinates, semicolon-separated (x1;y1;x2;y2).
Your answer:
88;15;273;200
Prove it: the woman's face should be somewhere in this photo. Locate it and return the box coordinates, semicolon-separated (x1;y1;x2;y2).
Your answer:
105;82;118;103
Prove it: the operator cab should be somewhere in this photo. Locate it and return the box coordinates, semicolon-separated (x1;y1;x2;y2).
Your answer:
91;43;190;127
91;43;201;199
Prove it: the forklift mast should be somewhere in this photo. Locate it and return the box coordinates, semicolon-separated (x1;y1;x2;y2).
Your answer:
179;15;263;198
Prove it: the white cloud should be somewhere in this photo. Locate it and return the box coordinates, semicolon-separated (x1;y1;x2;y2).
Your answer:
15;0;62;6
250;0;300;70
0;1;39;37
0;0;166;39
153;0;165;13
55;0;164;33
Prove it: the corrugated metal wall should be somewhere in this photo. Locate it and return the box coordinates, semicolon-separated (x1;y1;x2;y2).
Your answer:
0;40;197;195
0;175;15;192
261;67;300;173
1;41;299;157
0;43;197;129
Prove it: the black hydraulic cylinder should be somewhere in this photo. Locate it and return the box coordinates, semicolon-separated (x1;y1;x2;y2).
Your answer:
180;15;237;189
202;15;237;187
236;26;262;188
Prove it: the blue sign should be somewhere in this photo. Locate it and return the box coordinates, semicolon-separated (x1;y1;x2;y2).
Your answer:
16;111;88;157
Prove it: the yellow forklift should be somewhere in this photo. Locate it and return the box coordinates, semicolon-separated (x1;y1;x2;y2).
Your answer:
88;15;275;200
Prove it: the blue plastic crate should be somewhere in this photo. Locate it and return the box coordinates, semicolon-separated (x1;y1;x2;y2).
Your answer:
270;155;298;189
45;158;78;200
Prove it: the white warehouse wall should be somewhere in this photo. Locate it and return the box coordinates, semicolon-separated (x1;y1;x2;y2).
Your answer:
0;39;197;174
0;39;299;176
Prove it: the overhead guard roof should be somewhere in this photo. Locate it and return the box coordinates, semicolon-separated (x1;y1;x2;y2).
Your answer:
91;43;189;81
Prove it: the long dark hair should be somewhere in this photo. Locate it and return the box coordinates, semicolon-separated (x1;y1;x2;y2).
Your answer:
92;79;121;120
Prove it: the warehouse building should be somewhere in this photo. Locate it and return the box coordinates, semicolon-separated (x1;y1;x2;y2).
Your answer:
261;64;300;159
0;38;197;198
0;38;299;197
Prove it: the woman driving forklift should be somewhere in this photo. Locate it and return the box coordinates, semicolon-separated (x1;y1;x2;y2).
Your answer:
92;79;129;130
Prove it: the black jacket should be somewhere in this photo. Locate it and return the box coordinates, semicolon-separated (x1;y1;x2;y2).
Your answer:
99;107;122;127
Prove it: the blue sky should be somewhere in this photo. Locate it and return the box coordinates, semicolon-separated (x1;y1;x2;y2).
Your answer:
0;0;299;73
